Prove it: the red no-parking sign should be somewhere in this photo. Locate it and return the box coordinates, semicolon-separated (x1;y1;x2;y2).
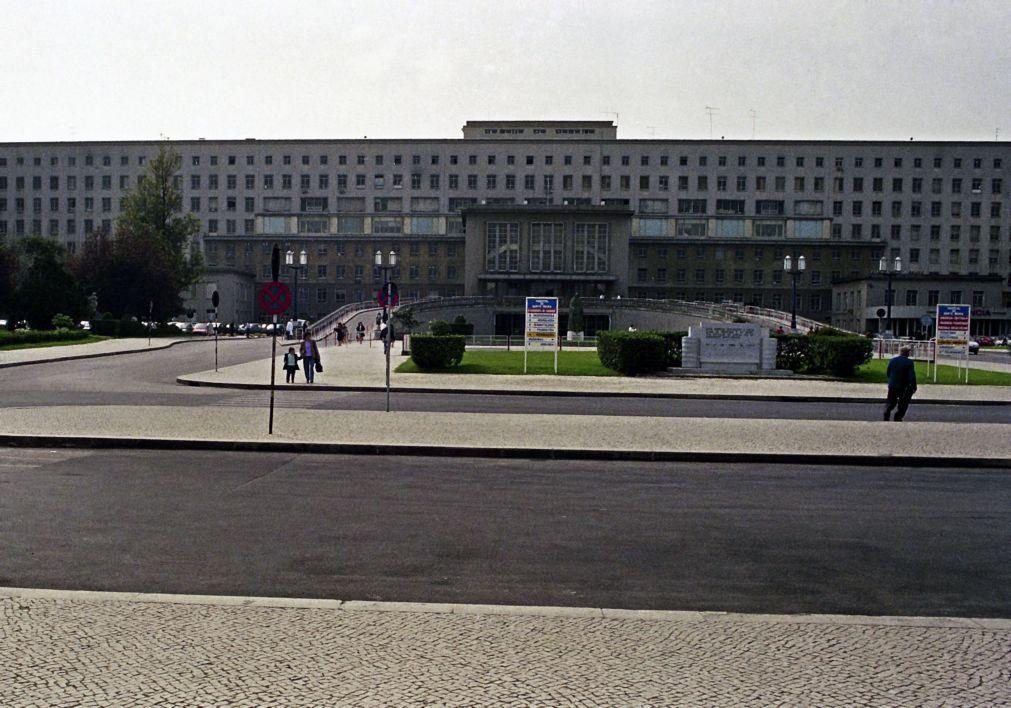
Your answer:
257;281;292;316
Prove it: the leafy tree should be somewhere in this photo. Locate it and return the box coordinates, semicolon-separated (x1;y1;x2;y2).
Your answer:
0;244;18;326
73;230;183;322
12;237;87;329
391;305;420;334
74;145;202;320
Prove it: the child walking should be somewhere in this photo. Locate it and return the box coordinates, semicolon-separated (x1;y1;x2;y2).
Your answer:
282;346;300;384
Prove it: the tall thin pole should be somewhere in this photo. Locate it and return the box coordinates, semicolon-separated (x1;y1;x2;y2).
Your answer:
268;313;277;434
293;268;299;332
885;272;893;335
791;272;798;331
385;278;392;413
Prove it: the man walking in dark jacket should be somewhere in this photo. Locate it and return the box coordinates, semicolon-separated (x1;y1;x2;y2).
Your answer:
884;345;917;421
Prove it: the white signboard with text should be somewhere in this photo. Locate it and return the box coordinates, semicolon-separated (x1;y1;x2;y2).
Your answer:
524;297;559;373
698;323;763;364
935;304;971;357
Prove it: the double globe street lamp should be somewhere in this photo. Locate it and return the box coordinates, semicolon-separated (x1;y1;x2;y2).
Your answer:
879;255;902;337
783;254;806;332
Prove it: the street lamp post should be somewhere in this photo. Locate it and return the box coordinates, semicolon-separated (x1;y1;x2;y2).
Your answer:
375;249;398;412
783;254;805;332
285;248;307;335
879;255;902;337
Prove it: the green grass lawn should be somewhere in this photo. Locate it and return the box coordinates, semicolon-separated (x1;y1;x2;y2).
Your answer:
397;348;1011;385
854;358;1011;386
0;335;109;351
396;349;619;376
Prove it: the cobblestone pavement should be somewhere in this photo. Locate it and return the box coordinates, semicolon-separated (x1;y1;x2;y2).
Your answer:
1;594;1009;707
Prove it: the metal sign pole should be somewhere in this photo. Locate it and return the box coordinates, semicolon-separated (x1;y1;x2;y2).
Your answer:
214;309;219;372
269;313;277;434
385;281;392;412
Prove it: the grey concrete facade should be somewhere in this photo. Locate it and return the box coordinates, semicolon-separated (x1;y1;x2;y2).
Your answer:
1;121;1009;332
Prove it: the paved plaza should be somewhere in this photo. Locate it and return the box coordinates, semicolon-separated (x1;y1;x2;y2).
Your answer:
2;589;1010;707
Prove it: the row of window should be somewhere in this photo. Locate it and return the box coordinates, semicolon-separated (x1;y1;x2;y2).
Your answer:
634;265;1001;287
836;290;988;308
485;222;611;274
1;174;1005;206
2;152;1004;171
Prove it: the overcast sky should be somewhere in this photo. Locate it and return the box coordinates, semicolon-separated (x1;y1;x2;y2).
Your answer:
1;0;1008;142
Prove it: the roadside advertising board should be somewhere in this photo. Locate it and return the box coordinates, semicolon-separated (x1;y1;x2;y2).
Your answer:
935;304;971;357
525;297;559;349
524;297;559;373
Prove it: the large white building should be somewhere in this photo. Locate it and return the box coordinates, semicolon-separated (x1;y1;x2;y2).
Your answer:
1;121;1008;335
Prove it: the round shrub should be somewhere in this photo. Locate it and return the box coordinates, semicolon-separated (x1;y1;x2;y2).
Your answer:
410;334;466;369
597;331;667;376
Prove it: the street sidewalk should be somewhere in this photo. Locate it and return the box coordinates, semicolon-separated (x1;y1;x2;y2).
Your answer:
1;587;1008;707
0;336;1006;465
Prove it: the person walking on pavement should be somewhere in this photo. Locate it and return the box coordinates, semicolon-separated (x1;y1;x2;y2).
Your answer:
285;318;295;340
356;321;366;344
282;346;300;384
300;334;321;383
884;345;917;421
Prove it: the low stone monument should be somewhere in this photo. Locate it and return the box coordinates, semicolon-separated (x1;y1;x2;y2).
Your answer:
681;321;780;373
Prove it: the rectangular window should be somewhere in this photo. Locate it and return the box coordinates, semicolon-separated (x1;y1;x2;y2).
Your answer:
486;222;520;272
529;222;565;272
716;199;745;215
411;216;437;234
715;219;745;237
676;220;707;237
677;199;707;214
573;223;609;273
372;217;403;234
638;218;665;237
337;216;363;234
754;221;784;238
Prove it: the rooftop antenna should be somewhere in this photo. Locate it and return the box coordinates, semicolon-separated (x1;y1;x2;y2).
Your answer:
705;106;719;139
749;109;757;139
996;127;1001;142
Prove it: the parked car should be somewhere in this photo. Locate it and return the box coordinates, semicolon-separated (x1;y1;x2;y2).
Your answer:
976;335;994;347
191;322;210;336
968;340;980;355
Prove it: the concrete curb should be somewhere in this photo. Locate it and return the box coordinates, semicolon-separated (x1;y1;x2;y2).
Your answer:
173;375;1011;406
3;434;1008;468
0;338;197;369
2;587;1007;628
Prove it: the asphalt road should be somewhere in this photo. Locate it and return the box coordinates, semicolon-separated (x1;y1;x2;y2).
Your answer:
1;448;1008;618
0;338;1007;422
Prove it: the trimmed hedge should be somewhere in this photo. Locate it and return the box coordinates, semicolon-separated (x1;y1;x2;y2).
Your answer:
774;331;872;376
807;335;873;377
597;331;667;376
651;330;688;368
0;328;91;346
774;334;810;372
410;334;466;369
428;320;452;336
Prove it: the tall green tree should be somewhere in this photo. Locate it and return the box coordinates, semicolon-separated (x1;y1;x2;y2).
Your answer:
73;230;183;321
75;145;202;319
12;237;87;328
0;244;17;325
